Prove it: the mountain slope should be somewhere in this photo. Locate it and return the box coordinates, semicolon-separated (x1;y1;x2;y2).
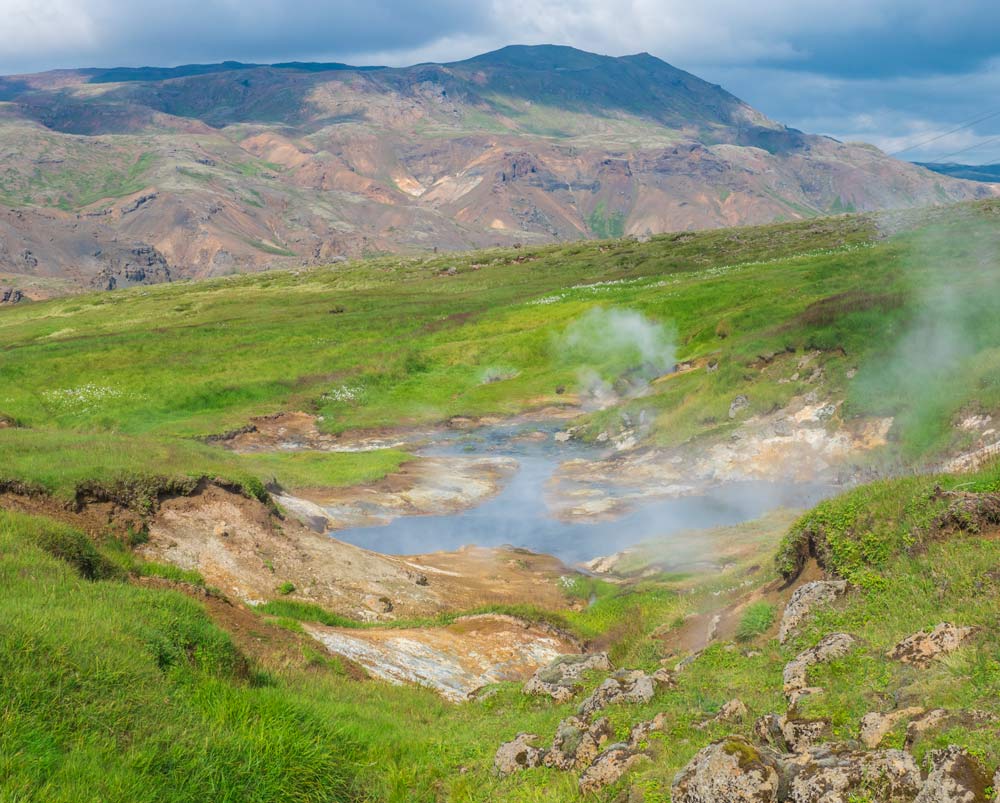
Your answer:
0;45;994;296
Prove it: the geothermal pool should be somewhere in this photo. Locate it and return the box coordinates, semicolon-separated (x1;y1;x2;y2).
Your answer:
331;420;834;564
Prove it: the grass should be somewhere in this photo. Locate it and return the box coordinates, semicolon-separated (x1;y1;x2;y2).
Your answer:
3;434;1000;802
0;428;411;502
735;602;776;643
3;202;1000;800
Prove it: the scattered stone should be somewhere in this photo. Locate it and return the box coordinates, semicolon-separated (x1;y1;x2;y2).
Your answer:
905;710;997;749
787;687;824;707
651;667;676;687
544;716;611;771
675;652;700;673
729;395;750;419
779;716;830;752
213;522;230;538
626;713;668;748
0;287;24;304
697;699;748;729
553;431;572;443
783;633;856;695
779;580;849;644
578;743;648;794
577;669;659;718
523;653;613;702
494;733;546;775
754;714;788;751
906;709;950;747
706;613;722;643
785;745;921;803
672;736;781;803
914;746;992;803
887;623;976;667
859;707;925;748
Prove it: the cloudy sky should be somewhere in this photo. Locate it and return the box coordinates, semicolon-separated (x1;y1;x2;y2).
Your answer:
5;0;1000;163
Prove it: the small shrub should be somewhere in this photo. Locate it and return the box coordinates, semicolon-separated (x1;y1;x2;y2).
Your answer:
277;581;296;596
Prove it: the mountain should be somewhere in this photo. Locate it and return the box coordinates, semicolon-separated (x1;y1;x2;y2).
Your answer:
917;161;1000;183
0;44;994;296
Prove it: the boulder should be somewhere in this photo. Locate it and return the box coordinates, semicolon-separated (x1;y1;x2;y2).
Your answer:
779;581;849;643
859;707;925;749
887;623;976;668
578;743;648;794
577;669;660;718
543;716;611;771
914;746;992;803
493;733;545;775
783;633;856;695
785;744;921;803
672;737;781;803
523;652;612;702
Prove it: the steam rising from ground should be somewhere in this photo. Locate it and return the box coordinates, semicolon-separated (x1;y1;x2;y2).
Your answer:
558;307;676;407
852;214;1000;457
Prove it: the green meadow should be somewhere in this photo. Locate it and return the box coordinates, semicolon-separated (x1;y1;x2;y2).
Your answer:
2;201;1000;801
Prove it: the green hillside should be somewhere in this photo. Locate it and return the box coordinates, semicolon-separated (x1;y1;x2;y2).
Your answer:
2;201;1000;801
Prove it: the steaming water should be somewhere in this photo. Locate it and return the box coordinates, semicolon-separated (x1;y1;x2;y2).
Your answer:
331;421;835;564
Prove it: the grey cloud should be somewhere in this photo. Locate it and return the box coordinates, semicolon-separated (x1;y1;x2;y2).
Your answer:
4;0;1000;163
1;0;487;73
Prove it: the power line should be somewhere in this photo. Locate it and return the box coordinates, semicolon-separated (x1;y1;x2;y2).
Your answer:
889;108;1000;156
919;133;1000;164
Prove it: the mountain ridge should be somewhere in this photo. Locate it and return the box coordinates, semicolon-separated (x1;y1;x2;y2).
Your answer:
0;44;994;297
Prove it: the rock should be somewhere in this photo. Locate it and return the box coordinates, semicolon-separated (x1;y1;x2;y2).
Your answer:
578;743;648;794
905;710;997;749
651;667;676;687
783;633;856;695
905;709;950;747
523;652;613;702
779;716;831;752
213;522;230;538
697;699;748;729
626;713;668;748
779;581;849;644
729;395;750;419
553;431;571;443
577;669;657;718
785;744;921;803
544;716;611;771
672;736;781;803
754;714;789;752
0;287;24;304
706;613;722;643
859;707;925;748
494;733;546;775
887;623;976;667
787;687;824;707
914;746;992;803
